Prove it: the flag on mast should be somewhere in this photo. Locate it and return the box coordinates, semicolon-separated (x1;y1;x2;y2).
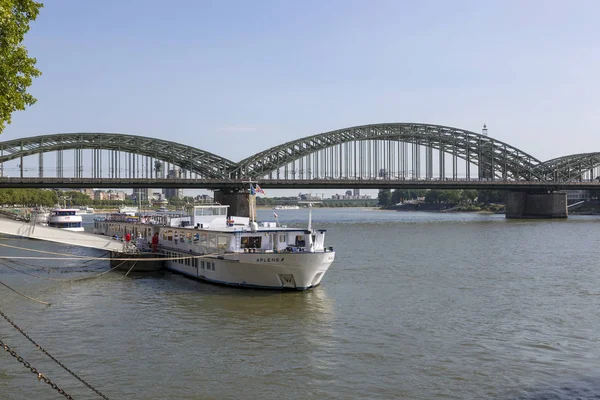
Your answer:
255;184;266;195
250;185;256;195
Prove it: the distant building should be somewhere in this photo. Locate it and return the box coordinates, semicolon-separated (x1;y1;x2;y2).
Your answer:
93;189;126;201
163;169;183;199
298;192;323;201
331;192;372;200
566;190;590;201
195;194;213;203
132;188;153;204
81;188;95;200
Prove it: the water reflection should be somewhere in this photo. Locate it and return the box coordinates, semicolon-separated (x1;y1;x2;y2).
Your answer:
161;273;336;326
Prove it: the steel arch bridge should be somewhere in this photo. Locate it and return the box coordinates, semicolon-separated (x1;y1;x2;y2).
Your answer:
0;124;596;185
537;153;600;182
0;133;237;179
234;123;546;181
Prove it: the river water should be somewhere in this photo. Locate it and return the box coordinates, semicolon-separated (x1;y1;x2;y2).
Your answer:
1;209;600;399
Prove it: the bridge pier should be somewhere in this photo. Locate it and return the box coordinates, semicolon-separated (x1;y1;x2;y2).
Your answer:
505;191;567;219
214;189;250;218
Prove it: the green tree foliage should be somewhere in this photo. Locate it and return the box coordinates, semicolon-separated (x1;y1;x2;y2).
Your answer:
424;189;462;204
391;189;427;204
0;0;43;133
461;189;478;203
0;188;56;206
377;189;392;206
62;190;92;206
477;190;506;204
167;196;196;207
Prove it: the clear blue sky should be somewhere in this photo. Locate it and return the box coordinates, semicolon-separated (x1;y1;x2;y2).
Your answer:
3;0;600;196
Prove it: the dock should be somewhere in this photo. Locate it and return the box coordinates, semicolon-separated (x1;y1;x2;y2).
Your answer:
0;214;125;252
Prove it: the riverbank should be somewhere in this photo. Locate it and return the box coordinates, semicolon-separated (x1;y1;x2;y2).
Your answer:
386;202;505;213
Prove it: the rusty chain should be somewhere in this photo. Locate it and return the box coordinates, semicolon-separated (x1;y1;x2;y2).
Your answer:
0;338;75;399
0;309;110;399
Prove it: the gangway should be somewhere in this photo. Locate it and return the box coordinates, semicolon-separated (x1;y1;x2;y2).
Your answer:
567;200;586;210
0;217;125;252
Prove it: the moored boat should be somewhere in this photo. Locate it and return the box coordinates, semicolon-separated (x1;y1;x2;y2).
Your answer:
94;204;335;290
273;205;300;210
118;206;138;216
48;209;84;232
30;207;50;225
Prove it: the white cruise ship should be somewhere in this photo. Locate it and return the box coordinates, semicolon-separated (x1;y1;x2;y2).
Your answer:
47;209;84;232
273;205;300;210
94;204;335;290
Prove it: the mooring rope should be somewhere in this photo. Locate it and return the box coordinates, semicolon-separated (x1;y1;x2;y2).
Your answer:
8;258;104;269
0;259;129;283
0;241;222;261
0;242;91;258
0;280;50;305
124;261;138;277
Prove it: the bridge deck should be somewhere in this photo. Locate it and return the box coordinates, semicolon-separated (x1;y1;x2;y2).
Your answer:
0;217;124;252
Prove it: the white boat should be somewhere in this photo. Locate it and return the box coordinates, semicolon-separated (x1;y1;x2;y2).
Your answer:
48;209;84;232
30;207;50;225
118;206;138;216
80;206;94;214
273;205;300;210
93;204;335;290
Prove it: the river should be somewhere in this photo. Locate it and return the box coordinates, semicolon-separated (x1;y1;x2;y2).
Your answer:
1;209;600;399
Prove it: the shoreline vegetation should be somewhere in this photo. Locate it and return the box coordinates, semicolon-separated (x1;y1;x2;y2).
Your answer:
377;189;600;215
383;202;505;214
1;188;599;215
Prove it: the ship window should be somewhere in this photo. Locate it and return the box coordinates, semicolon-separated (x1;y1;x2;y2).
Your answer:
212;263;215;271
208;234;217;249
217;236;228;249
295;235;305;247
279;235;286;243
242;236;262;249
201;261;205;269
200;233;208;248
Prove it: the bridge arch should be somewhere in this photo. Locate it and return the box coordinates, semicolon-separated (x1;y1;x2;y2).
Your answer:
539;153;600;181
234;123;546;181
0;133;237;179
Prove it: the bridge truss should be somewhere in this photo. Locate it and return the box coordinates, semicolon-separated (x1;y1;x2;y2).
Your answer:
235;123;547;181
537;153;600;182
0;133;237;180
0;125;597;186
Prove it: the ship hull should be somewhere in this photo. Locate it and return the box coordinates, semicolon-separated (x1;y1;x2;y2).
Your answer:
163;250;335;290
